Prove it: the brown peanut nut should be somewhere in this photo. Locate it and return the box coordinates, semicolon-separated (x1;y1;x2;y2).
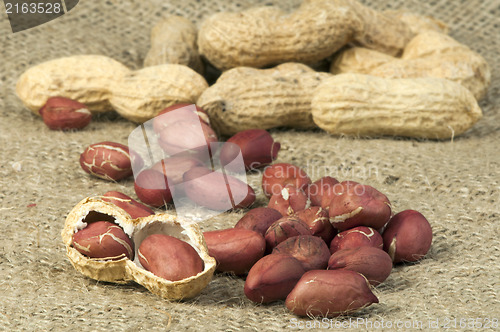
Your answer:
233;207;283;236
330;226;383;254
152;103;210;134
294;206;336;244
183;167;255;210
285;270;378;318
383;210;432;263
158;120;218;161
204;228;265;275
272;235;330;271
328;181;392;231
102;191;154;219
134;169;174;207
264;216;312;251
328;247;393;286
72;221;134;260
267;185;310;216
38;96;91;130
138;234;204;281
305;176;340;209
244;254;305;303
150;156;204;186
262;163;312;198
80;142;141;181
220;129;281;171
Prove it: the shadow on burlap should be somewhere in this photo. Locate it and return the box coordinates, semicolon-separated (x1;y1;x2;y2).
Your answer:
0;0;499;331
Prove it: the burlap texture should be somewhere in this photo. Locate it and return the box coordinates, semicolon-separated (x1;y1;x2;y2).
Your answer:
0;0;499;330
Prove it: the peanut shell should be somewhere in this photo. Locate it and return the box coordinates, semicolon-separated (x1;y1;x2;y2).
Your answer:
16;55;130;114
144;16;204;74
312;73;483;139
109;64;208;123
62;196;216;300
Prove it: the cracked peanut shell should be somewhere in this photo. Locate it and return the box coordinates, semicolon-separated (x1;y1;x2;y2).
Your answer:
62;196;216;300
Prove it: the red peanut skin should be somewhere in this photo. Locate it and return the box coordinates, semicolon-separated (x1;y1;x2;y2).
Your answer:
294;206;336;243
80;141;137;181
329;181;392;231
204;228;265;275
134;169;174;207
153;103;209;133
286;270;379;318
330;226;383;254
234;207;283;236
383;210;432;263
72;221;134;260
267;185;310;216
305;176;340;209
328;247;393;286
151;156;204;185
158;120;218;160
220;129;281;171
184;167;255;210
262;163;312;198
273;235;331;271
39;96;92;130
102;191;154;219
138;234;204;281
244;254;305;303
265;216;312;251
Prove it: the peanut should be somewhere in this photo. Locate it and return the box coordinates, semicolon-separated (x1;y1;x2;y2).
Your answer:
198;0;413;70
328;247;393;286
109;64;208;123
150;156;204;186
138;233;204;282
157;119;218;161
328;181;392;231
286;270;378;317
204;228;265;275
304;176;340;210
272;235;331;271
17;55;208;123
262;162;312;198
39;97;91;130
72;221;134;260
152;103;210;133
294;206;335;243
312;73;483;139
197;63;330;135
383;210;433;263
134;169;174;207
102;191;154;219
198;1;359;70
265;216;312;251
80;141;140;181
233;207;283;236
244;254;305;303
331;31;491;100
220;129;281;171
330;226;383;254
144;16;204;74
16;55;130;113
267;185;310;217
383;10;449;34
183;167;256;210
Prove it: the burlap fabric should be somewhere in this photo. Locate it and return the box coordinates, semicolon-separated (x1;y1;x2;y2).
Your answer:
0;0;499;330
